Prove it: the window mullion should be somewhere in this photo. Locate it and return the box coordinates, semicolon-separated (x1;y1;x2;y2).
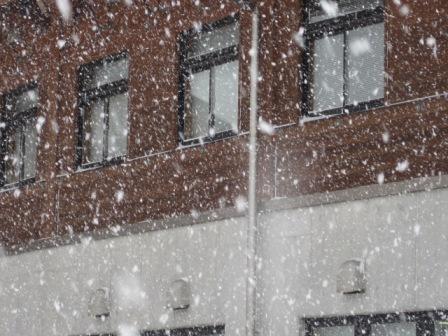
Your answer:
19;122;26;181
343;31;348;109
356;316;371;336
103;97;110;162
417;316;435;336
303;34;313;114
0;117;7;186
209;66;216;134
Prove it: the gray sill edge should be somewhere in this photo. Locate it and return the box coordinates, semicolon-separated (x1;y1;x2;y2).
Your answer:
3;174;448;256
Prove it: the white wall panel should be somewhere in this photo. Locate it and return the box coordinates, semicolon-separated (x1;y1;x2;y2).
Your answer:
1;187;448;336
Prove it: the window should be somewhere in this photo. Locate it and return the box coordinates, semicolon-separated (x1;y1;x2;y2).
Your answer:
179;16;240;145
303;0;385;116
71;334;115;336
78;53;129;168
305;311;448;336
435;320;448;336
142;325;225;336
0;86;39;187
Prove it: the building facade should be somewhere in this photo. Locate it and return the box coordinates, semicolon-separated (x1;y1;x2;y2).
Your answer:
0;0;447;335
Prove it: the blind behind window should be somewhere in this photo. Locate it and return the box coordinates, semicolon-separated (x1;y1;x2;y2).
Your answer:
312;34;344;113
346;23;385;105
309;0;383;23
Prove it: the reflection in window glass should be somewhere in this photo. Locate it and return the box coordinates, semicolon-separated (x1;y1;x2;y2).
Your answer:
86;57;129;89
189;21;239;58
314;326;355;336
309;0;384;23
213;60;239;134
186;70;211;139
10;89;38;114
108;92;129;159
371;322;416;336
83;99;105;164
435;321;448;336
4;128;22;185
313;34;344;113
23;118;38;180
347;23;384;105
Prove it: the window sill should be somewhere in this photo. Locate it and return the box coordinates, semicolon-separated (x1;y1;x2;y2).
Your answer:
77;156;126;172
179;130;238;148
302;99;384;122
1;177;36;192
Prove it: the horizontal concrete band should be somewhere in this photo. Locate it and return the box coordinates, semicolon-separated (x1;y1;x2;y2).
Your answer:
4;173;448;256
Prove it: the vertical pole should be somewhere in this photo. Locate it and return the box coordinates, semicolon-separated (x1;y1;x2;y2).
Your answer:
246;7;259;336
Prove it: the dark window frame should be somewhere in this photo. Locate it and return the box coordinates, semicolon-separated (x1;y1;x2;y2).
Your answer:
77;51;129;170
178;15;240;146
301;0;385;117
0;83;38;188
71;334;115;336
142;324;225;336
304;311;448;336
71;325;224;336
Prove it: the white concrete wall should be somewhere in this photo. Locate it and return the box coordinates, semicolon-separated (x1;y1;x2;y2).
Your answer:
1;187;448;336
0;217;248;336
258;187;448;336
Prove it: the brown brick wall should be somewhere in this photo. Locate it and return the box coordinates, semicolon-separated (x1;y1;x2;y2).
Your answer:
0;0;446;247
386;0;448;102
272;96;448;198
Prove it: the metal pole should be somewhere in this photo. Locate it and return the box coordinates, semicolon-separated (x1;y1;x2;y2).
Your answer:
246;7;259;336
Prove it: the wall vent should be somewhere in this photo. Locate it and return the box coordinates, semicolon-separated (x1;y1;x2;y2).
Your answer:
167;279;191;310
336;259;366;294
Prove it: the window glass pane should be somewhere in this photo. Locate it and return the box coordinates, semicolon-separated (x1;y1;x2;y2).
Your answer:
23;118;37;179
314;325;354;336
185;70;210;140
189;21;239;58
85;57;129;89
312;34;344;113
212;60;239;134
436;321;448;336
203;332;225;336
310;0;383;23
371;322;416;336
8;88;38;115
107;92;128;159
83;99;105;164
346;23;384;105
4;128;22;185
